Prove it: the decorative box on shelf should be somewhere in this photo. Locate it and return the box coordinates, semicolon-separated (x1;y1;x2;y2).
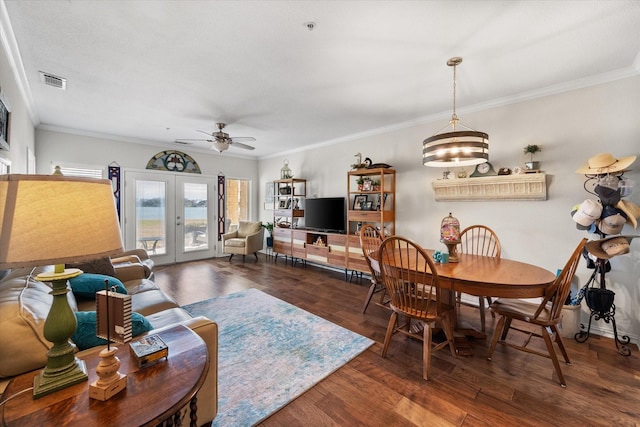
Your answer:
432;173;547;201
129;334;168;367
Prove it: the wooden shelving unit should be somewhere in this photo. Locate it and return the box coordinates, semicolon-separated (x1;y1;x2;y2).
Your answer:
271;169;396;276
272;178;306;259
346;168;396;272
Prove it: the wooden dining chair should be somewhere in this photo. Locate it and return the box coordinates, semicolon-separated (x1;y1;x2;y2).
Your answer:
456;225;502;332
359;224;389;313
378;236;457;380
486;238;587;387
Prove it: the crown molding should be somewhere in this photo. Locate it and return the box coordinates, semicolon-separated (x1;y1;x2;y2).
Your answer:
263;66;640;160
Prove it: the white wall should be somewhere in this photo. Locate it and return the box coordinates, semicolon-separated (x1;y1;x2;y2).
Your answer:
259;76;640;344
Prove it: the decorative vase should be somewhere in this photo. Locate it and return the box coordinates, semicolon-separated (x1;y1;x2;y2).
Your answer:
266;237;273;248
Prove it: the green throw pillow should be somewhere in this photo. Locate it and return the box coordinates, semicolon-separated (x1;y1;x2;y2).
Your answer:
71;311;153;351
69;273;127;299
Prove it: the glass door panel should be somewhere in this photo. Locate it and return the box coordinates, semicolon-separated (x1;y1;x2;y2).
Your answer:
176;176;215;262
183;182;209;252
124;171;215;265
136;180;167;256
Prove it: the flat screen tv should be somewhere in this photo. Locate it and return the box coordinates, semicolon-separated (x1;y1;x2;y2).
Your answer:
304;197;346;233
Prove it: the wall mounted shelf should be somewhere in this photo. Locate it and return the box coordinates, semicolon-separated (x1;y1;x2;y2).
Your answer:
432;173;547;201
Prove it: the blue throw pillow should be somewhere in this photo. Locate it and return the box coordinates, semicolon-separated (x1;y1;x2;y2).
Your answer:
68;273;127;299
71;311;153;351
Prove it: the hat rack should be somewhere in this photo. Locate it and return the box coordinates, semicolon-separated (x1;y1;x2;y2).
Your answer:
574;166;634;356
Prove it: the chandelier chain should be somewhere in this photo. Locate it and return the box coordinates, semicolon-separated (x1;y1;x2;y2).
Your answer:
452;62;457;118
449;58;460;129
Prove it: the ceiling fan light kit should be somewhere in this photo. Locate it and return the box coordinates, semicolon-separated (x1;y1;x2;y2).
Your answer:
212;141;229;152
423;57;489;168
176;122;256;153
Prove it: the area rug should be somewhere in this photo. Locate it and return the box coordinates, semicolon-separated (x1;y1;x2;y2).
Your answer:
182;288;374;426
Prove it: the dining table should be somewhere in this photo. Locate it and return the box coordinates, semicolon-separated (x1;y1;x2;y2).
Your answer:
425;250;556;299
377;248;556;340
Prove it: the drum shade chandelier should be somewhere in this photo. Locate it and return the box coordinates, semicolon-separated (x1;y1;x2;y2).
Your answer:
423;57;489;167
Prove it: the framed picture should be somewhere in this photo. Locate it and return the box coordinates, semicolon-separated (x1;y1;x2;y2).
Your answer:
362;179;372;191
0;91;10;151
353;194;368;210
362;201;374;211
279;199;287;208
265;181;275;204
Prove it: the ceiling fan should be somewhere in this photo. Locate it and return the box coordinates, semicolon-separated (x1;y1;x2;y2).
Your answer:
176;123;256;152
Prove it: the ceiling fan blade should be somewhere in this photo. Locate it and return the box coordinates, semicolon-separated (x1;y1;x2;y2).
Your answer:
231;141;255;150
197;130;213;136
229;136;256;143
175;139;214;143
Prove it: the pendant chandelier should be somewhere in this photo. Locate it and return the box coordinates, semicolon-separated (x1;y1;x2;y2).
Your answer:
423;57;489;167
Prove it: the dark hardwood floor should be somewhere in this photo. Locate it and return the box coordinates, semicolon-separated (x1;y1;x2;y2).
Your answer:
155;254;640;427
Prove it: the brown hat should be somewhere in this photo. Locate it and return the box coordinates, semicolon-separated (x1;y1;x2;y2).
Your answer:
576;153;636;175
585;235;637;260
616;200;640;229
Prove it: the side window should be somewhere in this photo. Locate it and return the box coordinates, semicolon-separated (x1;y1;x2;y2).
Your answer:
50;163;104;178
226;178;250;227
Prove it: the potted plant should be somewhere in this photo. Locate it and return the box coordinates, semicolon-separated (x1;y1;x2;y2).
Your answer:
372;180;381;191
262;222;274;247
356;176;364;191
523;144;541;170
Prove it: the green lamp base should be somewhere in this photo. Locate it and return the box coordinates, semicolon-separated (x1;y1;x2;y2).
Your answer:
33;266;89;399
33;359;88;399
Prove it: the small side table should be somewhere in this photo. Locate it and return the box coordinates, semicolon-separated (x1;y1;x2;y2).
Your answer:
2;325;209;427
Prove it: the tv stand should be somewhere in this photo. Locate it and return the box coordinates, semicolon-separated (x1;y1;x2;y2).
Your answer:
272;168;396;280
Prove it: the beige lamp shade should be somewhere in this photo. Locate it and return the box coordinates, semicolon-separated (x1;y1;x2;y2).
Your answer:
0;174;124;269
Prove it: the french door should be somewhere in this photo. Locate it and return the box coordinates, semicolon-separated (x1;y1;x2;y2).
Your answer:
123;171;217;265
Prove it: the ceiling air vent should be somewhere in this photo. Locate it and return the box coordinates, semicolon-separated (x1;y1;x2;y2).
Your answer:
39;71;67;90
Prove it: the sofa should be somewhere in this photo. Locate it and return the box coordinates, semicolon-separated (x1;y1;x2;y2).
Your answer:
0;252;218;425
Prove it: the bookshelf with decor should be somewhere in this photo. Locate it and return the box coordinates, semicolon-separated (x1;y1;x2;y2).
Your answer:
346;168;396;272
272;178;306;260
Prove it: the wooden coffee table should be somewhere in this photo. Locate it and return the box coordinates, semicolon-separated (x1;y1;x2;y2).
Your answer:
1;324;209;427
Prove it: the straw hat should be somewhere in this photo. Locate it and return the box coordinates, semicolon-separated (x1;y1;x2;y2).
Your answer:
585;235;637;260
576;153;636;175
616;200;640;229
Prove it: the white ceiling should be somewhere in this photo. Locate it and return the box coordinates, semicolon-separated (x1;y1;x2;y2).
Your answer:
2;0;640;159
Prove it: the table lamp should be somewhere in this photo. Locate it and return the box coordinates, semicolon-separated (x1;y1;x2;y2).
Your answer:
0;174;124;398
